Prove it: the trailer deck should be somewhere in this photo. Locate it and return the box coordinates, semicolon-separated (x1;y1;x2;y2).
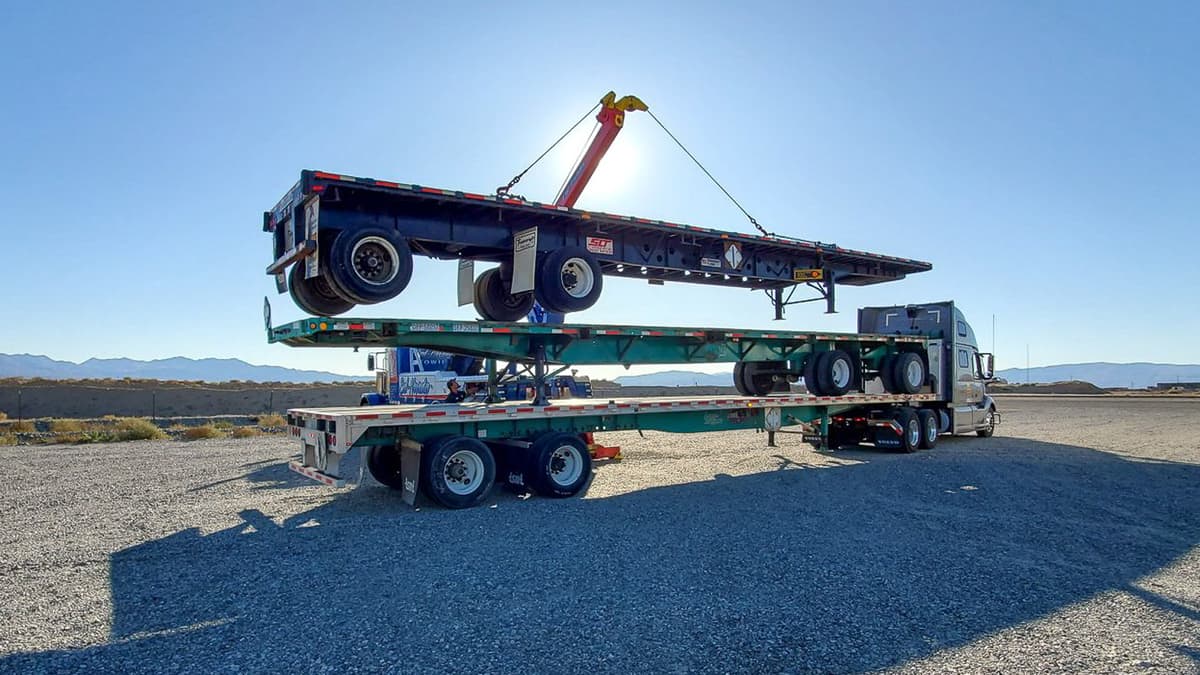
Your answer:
265;170;932;317
269;315;929;366
287;391;939;498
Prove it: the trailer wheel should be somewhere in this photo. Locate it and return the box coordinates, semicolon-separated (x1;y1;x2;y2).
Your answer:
917;409;938;449
977;407;996;438
878;354;898;394
473;267;535;321
738;361;778;396
892;352;927;394
803;352;824;395
732;362;749;396
288;263;355;316
535;246;603;313
892;408;921;453
527;432;592;498
816;349;855;396
328;227;414;305
365;444;406;490
421;436;496;509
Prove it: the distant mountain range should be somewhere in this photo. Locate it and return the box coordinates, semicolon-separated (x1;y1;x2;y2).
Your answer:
995;362;1200;389
4;353;1196;390
614;370;734;387
0;354;362;383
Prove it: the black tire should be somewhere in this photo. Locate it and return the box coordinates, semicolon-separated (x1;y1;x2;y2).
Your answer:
892;407;921;453
739;361;778;396
473;267;535;321
526;432;592;498
977;407;996;437
365;444;405;490
535;246;603;313
878;354;898;394
315;231;363;304
732;362;749;396
892;352;927;395
803;352;825;395
327;227;414;304
816;349;855;396
917;409;938;449
288;263;355;316
420;435;496;509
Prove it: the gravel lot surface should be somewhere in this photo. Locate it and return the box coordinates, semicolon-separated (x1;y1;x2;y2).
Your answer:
2;396;1198;673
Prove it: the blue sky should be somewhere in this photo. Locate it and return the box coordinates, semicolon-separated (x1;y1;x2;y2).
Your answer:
2;1;1197;380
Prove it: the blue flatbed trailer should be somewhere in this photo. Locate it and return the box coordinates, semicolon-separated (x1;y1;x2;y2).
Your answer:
265;170;932;320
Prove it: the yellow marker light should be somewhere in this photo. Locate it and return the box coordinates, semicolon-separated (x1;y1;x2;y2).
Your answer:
309;323;316;329
320;322;328;330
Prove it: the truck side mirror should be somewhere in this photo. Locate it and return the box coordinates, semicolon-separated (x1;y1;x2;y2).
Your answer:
977;352;995;380
366;354;376;372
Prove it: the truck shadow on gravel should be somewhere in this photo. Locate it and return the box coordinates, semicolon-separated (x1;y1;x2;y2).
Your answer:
5;437;1200;672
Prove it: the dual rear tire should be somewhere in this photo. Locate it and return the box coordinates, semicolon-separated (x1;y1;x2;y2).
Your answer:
287;228;414;316
366;431;592;509
473;246;605;321
878;352;928;394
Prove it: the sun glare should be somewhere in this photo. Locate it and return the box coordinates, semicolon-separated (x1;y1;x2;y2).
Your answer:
547;121;640;207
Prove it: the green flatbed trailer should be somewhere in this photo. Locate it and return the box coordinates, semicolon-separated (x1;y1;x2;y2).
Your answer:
266;310;935;400
277;301;1000;510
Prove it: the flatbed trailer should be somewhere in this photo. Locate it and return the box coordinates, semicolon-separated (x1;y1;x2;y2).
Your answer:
278;301;1000;509
287;391;941;509
264;169;932;321
267;313;936;400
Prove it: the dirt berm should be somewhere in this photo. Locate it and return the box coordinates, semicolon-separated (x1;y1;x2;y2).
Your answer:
0;379;740;419
0;379;368;419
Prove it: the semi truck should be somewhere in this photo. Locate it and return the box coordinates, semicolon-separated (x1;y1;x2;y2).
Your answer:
359;347;592;405
264;92;931;322
276;301;1000;510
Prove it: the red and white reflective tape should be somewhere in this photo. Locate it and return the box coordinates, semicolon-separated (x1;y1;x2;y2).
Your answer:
307;170;930;270
288;461;346;488
288;392;941;427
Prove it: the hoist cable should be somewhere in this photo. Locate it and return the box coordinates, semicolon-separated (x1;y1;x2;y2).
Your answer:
646;109;773;237
497;102;601;197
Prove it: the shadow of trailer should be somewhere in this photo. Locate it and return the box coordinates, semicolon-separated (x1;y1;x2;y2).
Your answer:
5;436;1199;672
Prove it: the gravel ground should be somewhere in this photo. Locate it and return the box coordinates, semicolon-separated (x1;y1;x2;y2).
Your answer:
1;396;1198;673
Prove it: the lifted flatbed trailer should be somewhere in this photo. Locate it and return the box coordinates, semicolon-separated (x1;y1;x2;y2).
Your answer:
264;169;932;320
286;391;940;509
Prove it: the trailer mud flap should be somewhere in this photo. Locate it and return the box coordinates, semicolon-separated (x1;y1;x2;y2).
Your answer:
401;441;422;506
510;226;538;294
457;259;474;306
303;196;320;279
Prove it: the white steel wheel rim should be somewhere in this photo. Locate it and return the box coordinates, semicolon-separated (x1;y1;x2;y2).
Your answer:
443;450;484;495
548;445;584;486
351;236;400;286
904;360;923;387
560;258;595;299
907;420;921;447
830;358;851;388
925;417;937;443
